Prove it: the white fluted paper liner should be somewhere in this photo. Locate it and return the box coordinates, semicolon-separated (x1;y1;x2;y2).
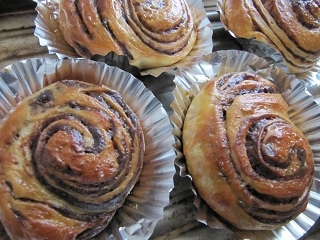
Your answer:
0;58;176;240
33;0;213;77
170;50;320;240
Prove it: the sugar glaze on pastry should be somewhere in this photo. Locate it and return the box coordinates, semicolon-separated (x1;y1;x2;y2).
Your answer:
220;0;320;73
183;72;314;230
0;80;145;239
58;0;197;69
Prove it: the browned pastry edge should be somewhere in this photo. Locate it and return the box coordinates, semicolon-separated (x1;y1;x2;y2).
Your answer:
183;72;314;230
58;0;197;69
220;0;320;73
0;80;145;239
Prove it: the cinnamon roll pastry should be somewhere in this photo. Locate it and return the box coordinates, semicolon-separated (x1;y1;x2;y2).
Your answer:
183;72;314;230
0;80;145;239
220;0;320;73
58;0;197;70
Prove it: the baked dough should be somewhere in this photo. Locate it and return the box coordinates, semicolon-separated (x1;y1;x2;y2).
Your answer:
220;0;320;73
58;0;197;69
183;72;314;230
0;80;145;239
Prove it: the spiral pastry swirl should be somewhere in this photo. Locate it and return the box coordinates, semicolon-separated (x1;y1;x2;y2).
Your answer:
183;72;314;230
0;80;144;239
220;0;320;73
58;0;197;69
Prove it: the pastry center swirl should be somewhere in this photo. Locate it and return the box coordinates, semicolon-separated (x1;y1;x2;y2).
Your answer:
34;114;119;184
246;118;306;179
125;0;194;50
134;0;184;31
28;81;144;212
0;80;145;239
291;0;320;28
183;72;314;229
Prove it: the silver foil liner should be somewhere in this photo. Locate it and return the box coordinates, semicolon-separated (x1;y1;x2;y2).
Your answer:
33;0;214;77
203;0;219;12
170;50;320;240
0;58;176;240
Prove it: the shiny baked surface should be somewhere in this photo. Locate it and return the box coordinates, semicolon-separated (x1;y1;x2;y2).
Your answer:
183;72;314;230
58;0;197;69
0;80;145;239
220;0;320;73
2;4;320;239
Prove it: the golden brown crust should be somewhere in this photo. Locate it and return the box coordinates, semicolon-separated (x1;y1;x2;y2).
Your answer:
0;80;145;239
58;0;197;69
220;0;320;73
183;72;314;230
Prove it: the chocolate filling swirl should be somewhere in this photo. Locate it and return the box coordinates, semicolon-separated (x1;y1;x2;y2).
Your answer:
0;80;144;239
291;0;320;29
29;80;144;211
221;73;313;224
221;0;320;73
183;72;314;229
58;0;197;69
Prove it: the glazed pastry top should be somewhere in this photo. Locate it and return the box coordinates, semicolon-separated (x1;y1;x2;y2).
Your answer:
0;80;145;239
